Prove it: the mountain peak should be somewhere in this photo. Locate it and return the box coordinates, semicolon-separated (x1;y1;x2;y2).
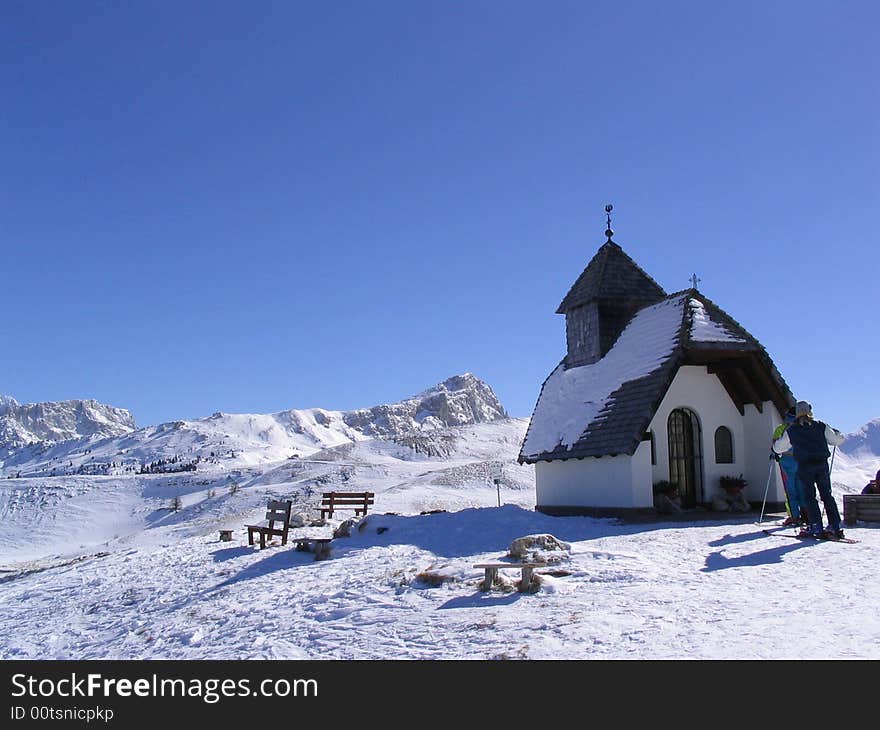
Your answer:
0;394;18;415
841;417;880;457
413;372;485;398
0;397;136;456
341;373;508;438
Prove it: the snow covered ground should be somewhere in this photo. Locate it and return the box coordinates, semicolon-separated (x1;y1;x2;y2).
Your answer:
1;416;878;661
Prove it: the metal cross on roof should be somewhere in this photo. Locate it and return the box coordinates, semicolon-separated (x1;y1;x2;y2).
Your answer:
604;203;614;241
690;273;701;290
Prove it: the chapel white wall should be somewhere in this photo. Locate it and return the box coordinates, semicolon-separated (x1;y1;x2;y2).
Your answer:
649;365;785;504
535;440;653;509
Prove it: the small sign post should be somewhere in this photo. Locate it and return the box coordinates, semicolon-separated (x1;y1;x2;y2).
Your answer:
491;462;503;507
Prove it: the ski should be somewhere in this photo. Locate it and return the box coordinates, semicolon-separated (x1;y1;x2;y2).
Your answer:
762;529;858;544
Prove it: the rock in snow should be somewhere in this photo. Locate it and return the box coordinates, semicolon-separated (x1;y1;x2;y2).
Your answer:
508;533;572;564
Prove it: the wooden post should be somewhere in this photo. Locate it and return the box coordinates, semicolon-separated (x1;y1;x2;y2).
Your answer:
481;567;497;591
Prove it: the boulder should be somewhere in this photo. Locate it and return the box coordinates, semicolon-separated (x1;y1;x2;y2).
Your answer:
289;513;308;528
508;534;571;565
332;517;360;538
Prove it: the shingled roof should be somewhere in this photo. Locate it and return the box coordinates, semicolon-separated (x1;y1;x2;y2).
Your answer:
556;241;666;314
519;289;795;464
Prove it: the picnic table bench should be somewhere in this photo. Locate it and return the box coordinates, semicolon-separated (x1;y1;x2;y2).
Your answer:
843;494;880;526
320;491;374;520
473;562;542;592
293;536;333;561
245;499;292;550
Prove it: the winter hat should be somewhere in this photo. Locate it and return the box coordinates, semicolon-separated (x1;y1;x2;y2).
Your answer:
795;400;813;418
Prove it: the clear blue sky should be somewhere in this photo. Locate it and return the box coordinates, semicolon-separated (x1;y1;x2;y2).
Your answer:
2;1;877;433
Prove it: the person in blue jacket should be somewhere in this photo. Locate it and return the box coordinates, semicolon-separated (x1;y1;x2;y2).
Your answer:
772;400;846;539
772;406;807;526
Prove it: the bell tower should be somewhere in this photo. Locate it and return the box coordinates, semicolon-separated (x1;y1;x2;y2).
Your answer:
557;206;666;368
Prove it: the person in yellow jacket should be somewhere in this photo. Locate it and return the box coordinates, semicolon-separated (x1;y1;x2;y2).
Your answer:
772;407;807;526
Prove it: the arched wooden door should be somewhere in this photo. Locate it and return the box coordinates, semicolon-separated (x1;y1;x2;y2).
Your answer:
668;408;703;507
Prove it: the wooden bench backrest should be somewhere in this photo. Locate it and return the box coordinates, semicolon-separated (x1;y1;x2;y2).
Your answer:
320;491;374;505
265;499;292;530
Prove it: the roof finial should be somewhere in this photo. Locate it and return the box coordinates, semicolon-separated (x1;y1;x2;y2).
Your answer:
690;273;701;290
604;203;614;241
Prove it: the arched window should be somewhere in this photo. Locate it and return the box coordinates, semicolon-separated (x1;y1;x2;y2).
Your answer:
714;426;734;464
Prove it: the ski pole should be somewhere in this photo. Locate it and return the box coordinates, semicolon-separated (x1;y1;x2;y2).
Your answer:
758;457;775;524
822;445;837;521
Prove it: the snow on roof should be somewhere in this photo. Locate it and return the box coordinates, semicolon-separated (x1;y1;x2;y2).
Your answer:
689;298;746;343
522;295;685;458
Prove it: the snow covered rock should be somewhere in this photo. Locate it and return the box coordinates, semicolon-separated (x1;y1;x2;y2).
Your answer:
508;534;571;565
332;517;361;538
289;513;308;528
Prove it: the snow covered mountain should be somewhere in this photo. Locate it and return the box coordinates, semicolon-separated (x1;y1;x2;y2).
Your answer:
832;418;880;490
840;418;880;460
0;374;508;478
342;373;507;436
0;396;136;458
0;394;18;415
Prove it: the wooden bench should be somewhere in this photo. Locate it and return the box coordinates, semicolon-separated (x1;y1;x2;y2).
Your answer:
474;563;542;593
843;494;880;526
320;491;374;520
293;537;332;561
245;499;292;549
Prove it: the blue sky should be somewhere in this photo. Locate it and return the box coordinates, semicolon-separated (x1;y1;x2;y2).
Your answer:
2;1;877;433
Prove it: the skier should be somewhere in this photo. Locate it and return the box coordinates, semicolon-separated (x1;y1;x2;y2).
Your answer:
772;406;807;526
772;400;846;539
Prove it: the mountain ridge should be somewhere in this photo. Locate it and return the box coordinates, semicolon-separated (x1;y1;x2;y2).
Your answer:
0;373;509;477
0;398;136;458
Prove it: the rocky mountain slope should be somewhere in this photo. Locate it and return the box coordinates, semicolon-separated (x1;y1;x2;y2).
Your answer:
0;396;136;458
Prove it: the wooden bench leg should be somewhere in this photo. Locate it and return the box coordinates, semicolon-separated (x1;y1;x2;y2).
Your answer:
247;528;255;546
259;530;266;550
520;566;535;592
481;567;498;591
315;542;330;561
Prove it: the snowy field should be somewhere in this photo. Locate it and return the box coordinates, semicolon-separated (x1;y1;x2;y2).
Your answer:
1;417;878;661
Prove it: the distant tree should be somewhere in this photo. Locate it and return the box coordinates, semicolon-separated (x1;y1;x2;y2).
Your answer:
170;496;182;512
229;482;240;495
